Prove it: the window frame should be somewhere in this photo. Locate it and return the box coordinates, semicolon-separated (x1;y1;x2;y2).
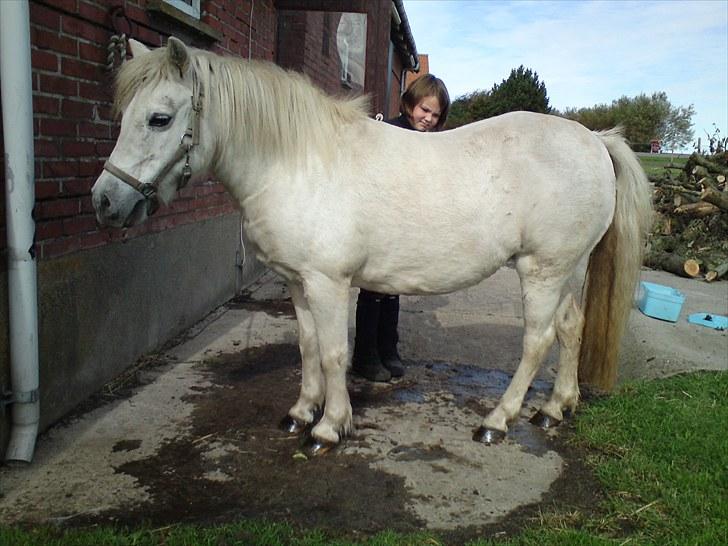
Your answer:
164;0;201;19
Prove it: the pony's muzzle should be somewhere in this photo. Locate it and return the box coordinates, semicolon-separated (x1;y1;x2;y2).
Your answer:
91;174;147;228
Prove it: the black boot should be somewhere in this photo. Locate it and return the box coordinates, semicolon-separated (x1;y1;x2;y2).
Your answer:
352;291;391;382
378;295;404;378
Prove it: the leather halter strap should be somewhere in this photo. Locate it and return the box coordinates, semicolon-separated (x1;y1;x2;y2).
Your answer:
104;70;204;215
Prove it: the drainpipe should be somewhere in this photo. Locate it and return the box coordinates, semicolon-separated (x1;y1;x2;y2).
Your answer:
1;0;40;463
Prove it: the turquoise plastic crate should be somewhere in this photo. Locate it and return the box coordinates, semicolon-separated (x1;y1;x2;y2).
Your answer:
637;281;685;322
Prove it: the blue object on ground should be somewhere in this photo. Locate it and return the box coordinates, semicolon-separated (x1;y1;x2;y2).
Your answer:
687;313;728;330
637;281;685;322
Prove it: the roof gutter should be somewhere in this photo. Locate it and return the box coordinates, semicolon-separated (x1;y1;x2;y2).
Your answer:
1;0;40;464
392;0;419;72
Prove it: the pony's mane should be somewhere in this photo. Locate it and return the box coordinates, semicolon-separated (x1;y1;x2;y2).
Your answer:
114;44;370;164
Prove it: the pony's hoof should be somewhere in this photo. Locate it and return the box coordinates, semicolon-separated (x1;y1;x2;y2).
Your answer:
279;415;310;434
472;426;506;445
302;436;338;457
530;411;561;429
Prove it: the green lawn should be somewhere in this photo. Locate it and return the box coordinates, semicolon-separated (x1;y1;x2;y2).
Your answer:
638;154;688;178
2;371;726;546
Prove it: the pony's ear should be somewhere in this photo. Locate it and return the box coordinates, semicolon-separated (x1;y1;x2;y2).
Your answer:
166;37;190;74
128;39;150;59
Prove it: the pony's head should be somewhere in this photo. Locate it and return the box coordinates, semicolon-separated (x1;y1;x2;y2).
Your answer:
92;37;211;227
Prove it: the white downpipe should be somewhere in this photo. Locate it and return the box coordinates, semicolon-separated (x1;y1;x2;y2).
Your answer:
1;0;40;463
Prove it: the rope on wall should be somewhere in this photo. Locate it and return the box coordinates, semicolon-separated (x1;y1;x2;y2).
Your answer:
107;5;132;71
106;33;127;71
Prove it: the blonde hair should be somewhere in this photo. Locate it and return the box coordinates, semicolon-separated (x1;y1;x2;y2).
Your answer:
401;74;450;131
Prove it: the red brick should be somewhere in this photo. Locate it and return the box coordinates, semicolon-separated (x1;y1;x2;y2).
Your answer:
35;139;61;157
95;141;116;157
79;194;96;215
53;0;79;13
63;214;97;236
63;177;94;195
62;140;96;157
79;42;107;64
79;160;102;177
123;4;150;26
78;121;110;139
62;98;94;119
134;25;163;47
78;1;108;26
93;103;113;121
79;81;111;101
35;180;61;199
40;118;77;138
37;198;80;220
39;73;78;96
33;95;60;115
36;219;64;240
32;49;59;72
33;27;78;56
61;58;100;81
44;160;79;178
30;3;61;31
61;16;109;44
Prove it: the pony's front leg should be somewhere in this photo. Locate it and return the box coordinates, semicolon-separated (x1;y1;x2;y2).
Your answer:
474;275;562;444
301;274;352;455
531;293;584;428
280;282;325;434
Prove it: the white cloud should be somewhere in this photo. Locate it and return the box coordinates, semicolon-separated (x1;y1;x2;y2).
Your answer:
404;0;728;143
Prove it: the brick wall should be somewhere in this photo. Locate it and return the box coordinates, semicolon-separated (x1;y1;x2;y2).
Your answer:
277;10;350;97
0;0;276;261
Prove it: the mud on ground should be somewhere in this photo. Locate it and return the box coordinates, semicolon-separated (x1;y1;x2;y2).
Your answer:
69;341;604;544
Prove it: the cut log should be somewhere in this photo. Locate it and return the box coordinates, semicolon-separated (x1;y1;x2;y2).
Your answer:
684;259;701;277
688;153;728;177
700;186;728;211
645;252;701;278
663;184;700;199
705;262;728;282
674;201;721;217
692;165;710;179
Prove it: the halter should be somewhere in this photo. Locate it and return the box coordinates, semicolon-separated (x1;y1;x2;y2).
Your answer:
103;70;204;215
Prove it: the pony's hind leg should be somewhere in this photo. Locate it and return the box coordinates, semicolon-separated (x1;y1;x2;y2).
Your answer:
281;282;325;434
531;293;584;428
474;267;565;444
300;274;353;455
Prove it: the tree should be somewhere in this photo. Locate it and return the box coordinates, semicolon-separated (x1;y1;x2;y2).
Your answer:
612;92;671;150
446;66;551;128
560;92;694;152
662;104;695;153
486;65;551;117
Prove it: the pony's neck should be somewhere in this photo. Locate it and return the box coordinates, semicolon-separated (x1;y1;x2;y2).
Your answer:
195;55;367;194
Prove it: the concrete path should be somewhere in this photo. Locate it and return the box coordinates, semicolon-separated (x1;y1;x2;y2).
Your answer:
0;267;725;535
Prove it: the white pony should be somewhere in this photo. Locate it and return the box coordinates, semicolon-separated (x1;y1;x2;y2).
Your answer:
92;38;652;454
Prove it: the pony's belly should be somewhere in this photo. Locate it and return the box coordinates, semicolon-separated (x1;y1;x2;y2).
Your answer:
354;258;505;296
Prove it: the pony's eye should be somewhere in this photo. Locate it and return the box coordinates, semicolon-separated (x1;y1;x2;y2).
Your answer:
149;114;172;128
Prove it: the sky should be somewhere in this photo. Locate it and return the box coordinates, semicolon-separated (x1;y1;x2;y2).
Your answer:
403;0;728;149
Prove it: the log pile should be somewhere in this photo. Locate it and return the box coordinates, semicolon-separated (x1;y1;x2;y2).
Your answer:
646;152;728;281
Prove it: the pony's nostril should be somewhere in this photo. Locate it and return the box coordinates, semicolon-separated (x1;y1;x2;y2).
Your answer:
100;194;111;211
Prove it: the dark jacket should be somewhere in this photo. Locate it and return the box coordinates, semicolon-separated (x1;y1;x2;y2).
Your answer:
386;114;415;130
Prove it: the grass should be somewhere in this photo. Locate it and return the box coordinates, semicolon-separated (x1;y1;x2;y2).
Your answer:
1;371;726;546
638;154;687;177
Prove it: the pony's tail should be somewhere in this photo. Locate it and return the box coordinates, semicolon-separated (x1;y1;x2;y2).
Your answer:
578;128;653;391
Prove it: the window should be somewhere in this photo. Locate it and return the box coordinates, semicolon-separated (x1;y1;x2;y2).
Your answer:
165;0;200;19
